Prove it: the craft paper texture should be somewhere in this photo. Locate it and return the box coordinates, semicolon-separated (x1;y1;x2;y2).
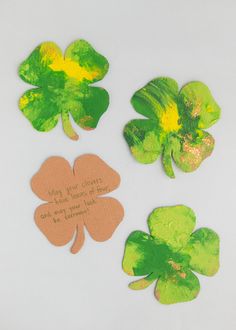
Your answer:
124;77;221;178
122;205;220;304
19;40;109;140
31;155;124;253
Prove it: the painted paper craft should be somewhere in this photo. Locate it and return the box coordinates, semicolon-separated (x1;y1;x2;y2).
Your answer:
122;205;220;304
124;77;221;178
19;40;109;140
31;155;124;253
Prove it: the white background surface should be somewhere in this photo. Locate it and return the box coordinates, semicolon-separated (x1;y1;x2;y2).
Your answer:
0;0;236;329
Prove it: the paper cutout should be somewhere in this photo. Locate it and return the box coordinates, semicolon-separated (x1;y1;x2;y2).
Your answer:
122;205;220;304
31;155;124;253
19;40;109;140
124;77;221;178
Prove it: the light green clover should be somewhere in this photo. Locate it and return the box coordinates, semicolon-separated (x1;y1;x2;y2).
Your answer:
19;40;109;140
122;205;220;304
124;77;221;177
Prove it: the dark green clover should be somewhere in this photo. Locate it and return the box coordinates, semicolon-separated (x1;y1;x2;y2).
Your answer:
124;77;221;177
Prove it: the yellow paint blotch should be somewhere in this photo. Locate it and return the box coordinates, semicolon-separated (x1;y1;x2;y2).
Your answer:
40;43;98;82
19;95;29;108
160;103;181;132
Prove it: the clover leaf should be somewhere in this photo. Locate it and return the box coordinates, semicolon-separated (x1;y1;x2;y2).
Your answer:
124;77;221;177
31;155;124;253
122;205;220;304
19;40;109;140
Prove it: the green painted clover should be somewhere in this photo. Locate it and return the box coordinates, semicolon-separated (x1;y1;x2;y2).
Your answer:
122;205;219;304
124;77;221;178
19;40;109;140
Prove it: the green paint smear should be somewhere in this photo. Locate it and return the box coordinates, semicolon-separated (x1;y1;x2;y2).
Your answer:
122;205;220;304
124;77;221;177
19;40;109;140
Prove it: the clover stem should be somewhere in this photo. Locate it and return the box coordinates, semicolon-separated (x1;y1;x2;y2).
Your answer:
61;111;79;141
162;144;175;178
70;224;85;254
129;273;157;290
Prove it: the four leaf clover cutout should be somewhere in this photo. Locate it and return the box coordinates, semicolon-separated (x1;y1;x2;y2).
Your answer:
122;205;220;304
18;41;221;304
124;77;221;178
31;155;124;253
19;40;109;140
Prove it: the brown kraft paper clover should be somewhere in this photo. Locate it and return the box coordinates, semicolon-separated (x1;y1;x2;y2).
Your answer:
31;154;124;253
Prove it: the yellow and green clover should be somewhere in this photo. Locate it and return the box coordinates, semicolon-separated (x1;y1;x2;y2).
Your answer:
19;40;109;140
122;205;219;304
124;77;221;178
